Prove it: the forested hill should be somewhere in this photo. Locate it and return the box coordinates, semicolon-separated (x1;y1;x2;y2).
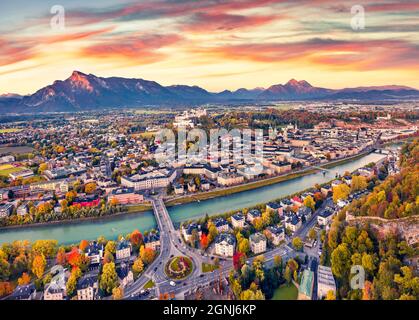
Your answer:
346;139;418;219
321;139;419;300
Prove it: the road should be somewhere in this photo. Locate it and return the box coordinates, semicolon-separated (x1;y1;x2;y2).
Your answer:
124;194;296;299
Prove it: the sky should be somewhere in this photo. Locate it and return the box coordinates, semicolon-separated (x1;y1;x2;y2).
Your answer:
0;0;418;95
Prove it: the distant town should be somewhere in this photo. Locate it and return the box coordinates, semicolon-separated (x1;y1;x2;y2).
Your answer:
0;102;417;301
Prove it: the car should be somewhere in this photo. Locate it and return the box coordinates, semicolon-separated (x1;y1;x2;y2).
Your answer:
169;281;176;287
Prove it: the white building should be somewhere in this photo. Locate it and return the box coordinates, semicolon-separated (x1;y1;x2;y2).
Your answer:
214;233;236;257
121;168;176;191
317;265;336;299
249;233;267;254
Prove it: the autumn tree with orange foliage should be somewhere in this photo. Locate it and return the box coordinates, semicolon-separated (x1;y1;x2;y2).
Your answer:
17;272;31;285
79;240;89;252
139;245;155;265
31;254;46;279
56;247;67;265
67;247;89;271
130;230;143;249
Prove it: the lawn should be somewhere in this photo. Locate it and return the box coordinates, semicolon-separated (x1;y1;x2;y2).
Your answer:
126;203;153;213
271;284;298;300
0;164;25;177
202;262;219;273
144;279;155;289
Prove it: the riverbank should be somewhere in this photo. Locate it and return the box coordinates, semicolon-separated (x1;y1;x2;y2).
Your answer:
165;148;373;207
0;203;152;231
0;151;386;244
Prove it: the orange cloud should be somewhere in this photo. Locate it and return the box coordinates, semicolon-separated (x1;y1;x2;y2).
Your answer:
193;38;419;70
180;13;280;33
81;34;182;63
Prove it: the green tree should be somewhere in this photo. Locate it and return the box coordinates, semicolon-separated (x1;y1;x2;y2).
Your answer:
331;243;352;279
303;195;316;211
292;237;303;251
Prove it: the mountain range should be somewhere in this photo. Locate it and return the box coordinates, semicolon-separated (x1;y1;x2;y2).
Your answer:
1;71;418;113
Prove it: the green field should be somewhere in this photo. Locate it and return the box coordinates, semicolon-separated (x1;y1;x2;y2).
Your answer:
126;203;153;212
144;279;155;289
271;284;298;300
0;164;25;177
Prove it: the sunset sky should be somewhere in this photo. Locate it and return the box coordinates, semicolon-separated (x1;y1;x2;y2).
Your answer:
1;0;418;95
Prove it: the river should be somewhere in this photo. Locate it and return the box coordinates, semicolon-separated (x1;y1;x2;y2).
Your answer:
0;152;385;245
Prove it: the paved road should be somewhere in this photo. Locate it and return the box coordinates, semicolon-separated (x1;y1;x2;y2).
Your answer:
124;194;296;299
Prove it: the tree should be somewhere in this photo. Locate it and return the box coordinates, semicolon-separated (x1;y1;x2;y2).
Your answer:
325;290;336;300
331;243;352;279
18;272;31;285
308;228;317;241
38;163;48;174
112;286;124;300
66;267;81;296
292;237;303;251
130;230;143;248
284;266;292;284
31;240;58;258
208;223;218;243
238;238;250;254
100;262;118;294
332;184;351;203
84;182;97;194
139;245;155;265
273;255;282;271
351;175;367;192
240;289;265;300
303;195;316;211
79;240;89;252
132;258;144;277
233;252;245;271
200;233;209;249
67;247;89;270
31;254;46;279
253;218;264;231
105;241;116;255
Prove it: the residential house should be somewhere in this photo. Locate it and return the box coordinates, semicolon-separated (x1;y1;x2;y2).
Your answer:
0;203;13;218
44;270;67;300
249;233;267;254
320;185;332;197
173;184;184;195
285;215;302;233
265;226;285;246
116;238;132;260
144;231;161;250
7;284;36;300
266;202;283;216
117;263;134;288
85;242;104;265
247;209;261;223
214;218;229;233
317;207;335;226
214;233;236;257
17;203;29;216
181;223;202;242
297;206;312;221
231;213;245;229
76;275;98;300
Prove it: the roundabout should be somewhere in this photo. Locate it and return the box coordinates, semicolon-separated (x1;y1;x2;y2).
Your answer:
165;256;194;280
